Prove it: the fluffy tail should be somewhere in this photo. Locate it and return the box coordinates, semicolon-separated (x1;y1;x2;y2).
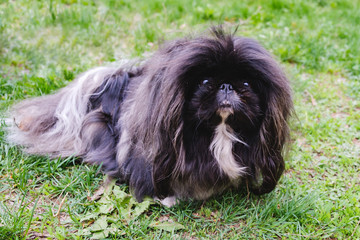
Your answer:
7;67;119;157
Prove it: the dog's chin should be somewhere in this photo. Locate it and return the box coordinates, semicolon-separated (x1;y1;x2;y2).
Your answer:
217;101;234;119
217;108;233;120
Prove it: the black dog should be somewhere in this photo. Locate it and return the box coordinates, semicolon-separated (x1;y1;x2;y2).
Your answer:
8;28;293;207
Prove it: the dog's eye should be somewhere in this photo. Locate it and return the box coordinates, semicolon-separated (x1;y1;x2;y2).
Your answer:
244;82;249;87
202;79;209;85
199;79;213;89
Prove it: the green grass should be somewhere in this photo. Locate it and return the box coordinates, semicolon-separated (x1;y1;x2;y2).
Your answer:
1;0;359;239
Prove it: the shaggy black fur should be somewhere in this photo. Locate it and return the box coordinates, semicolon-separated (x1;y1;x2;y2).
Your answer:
8;28;292;203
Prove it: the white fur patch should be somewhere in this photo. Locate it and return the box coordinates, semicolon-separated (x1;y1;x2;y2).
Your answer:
210;110;247;180
155;196;178;208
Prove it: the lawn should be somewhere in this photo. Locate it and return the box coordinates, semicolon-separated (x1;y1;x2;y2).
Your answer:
0;0;359;239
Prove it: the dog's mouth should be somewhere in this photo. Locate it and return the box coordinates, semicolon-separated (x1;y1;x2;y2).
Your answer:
217;100;234;117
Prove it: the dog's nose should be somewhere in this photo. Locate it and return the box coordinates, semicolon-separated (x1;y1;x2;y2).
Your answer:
219;83;233;93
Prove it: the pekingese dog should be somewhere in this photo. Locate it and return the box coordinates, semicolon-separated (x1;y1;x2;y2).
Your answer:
7;28;292;207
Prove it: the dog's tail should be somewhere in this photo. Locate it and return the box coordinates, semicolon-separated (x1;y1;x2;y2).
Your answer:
7;67;120;157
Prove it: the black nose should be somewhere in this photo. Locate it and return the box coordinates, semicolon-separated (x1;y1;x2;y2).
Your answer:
219;83;233;93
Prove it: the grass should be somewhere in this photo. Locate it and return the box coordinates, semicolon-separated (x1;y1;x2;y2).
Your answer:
0;0;359;239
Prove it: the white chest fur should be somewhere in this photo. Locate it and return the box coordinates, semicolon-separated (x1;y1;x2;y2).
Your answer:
210;111;247;180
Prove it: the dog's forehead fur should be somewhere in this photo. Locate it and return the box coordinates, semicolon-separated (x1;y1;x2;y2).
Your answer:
143;32;282;92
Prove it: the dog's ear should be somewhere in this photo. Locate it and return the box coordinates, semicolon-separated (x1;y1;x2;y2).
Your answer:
248;75;292;195
123;41;189;199
233;38;293;194
248;100;289;195
146;66;185;199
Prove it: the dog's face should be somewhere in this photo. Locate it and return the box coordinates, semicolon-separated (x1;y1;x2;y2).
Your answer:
185;71;263;132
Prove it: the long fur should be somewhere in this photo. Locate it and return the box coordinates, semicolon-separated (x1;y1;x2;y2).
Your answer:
7;28;292;203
